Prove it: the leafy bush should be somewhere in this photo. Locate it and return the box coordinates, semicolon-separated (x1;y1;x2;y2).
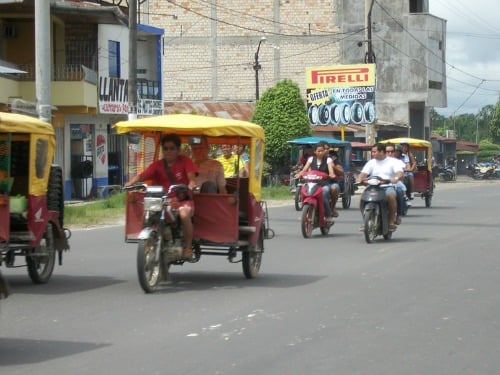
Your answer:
252;79;311;175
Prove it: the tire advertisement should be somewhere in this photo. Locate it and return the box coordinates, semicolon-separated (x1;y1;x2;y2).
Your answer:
306;64;376;127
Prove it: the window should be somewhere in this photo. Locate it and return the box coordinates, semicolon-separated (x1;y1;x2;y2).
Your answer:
108;40;120;78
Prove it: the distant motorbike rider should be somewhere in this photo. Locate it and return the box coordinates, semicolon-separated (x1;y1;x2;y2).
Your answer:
401;142;417;199
296;142;337;222
388;143;408;223
356;143;404;231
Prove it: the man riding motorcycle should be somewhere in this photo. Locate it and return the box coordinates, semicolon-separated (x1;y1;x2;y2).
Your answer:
124;133;197;259
356;143;404;231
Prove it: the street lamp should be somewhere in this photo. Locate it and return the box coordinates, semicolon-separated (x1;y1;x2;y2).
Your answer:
253;36;266;100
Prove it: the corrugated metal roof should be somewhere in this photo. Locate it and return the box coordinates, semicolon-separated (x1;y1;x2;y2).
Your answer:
164;101;256;122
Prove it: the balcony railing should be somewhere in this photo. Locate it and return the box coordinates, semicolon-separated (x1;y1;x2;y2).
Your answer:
17;64;98;84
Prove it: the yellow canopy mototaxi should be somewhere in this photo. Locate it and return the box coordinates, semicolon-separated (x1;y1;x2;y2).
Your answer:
0;112;70;284
114;114;274;286
380;137;434;207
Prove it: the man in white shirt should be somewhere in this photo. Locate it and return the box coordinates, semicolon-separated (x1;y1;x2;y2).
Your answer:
356;143;404;230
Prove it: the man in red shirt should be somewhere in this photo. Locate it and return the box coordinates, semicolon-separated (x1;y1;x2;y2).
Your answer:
125;134;197;259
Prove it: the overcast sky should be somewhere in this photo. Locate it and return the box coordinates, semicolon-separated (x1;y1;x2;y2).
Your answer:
429;0;500;116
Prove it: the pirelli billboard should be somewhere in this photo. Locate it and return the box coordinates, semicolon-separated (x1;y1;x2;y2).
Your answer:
306;64;376;126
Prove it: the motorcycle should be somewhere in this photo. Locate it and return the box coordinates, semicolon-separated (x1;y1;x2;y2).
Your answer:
123;183;194;293
358;176;395;243
298;170;334;238
432;164;455;181
472;162;496;180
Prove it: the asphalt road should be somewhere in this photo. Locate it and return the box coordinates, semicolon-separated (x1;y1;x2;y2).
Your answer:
1;179;499;374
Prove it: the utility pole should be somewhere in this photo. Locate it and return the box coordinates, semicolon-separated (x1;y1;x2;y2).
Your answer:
35;1;51;122
364;0;376;145
128;0;138;121
253;37;266;101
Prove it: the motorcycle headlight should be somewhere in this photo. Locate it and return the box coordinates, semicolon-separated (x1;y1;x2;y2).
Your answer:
143;197;163;212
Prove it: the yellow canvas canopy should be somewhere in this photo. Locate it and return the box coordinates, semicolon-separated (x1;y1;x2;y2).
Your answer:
0;112;55;136
115;114;266;201
114;114;265;141
0;112;55;196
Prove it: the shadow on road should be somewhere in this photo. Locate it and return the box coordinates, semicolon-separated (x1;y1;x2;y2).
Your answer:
0;337;110;365
2;275;125;295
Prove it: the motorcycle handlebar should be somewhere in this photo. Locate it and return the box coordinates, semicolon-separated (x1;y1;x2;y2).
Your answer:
122;183;148;191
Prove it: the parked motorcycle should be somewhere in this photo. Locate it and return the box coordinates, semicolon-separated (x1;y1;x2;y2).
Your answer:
432;164;455;181
358;176;396;243
123;183;193;293
472;162;497;180
299;170;334;238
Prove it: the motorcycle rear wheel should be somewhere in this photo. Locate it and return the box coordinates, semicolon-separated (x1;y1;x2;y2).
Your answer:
301;204;315;238
137;231;162;293
363;210;378;243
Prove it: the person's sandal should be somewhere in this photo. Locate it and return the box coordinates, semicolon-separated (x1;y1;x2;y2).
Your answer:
388;224;397;232
182;247;193;260
396;216;402;225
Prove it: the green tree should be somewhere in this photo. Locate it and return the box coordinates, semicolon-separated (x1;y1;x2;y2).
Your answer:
490;100;500;143
477;140;500;162
430;108;446;136
252;79;311;174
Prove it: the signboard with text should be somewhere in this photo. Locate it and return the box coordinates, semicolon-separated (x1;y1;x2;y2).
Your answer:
306;64;376;127
98;76;163;116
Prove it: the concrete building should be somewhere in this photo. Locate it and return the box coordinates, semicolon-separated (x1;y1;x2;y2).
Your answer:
0;1;164;199
142;0;446;139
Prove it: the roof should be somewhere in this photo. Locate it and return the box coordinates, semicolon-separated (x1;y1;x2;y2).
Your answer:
0;1;128;25
164;101;256;122
287;136;351;147
456;140;479;153
311;125;362;133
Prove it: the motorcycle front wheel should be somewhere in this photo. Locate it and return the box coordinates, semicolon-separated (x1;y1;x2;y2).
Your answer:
137;231;162;293
363;209;378;243
301;203;315;238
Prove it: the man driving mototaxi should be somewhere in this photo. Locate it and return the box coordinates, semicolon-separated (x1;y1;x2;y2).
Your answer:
356;143;404;231
124;133;197;260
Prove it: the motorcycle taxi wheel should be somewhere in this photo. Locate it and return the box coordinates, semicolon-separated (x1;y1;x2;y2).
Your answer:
425;194;432;208
242;229;263;279
137;231;162;293
301;203;315;238
26;223;56;284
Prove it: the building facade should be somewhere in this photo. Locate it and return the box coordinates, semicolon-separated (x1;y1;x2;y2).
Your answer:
143;0;446;138
0;1;164;199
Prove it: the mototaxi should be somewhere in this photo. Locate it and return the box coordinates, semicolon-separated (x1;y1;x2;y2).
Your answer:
0;112;70;284
381;137;434;208
114;114;274;280
287;136;355;210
